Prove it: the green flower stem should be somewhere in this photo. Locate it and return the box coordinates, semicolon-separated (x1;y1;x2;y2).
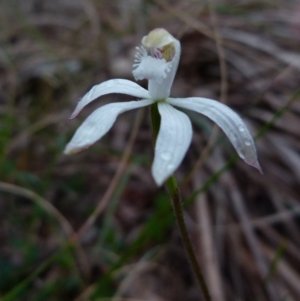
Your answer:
150;103;211;301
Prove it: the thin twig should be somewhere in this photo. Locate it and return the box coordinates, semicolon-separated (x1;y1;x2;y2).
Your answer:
214;156;280;301
0;182;73;236
193;174;225;301
5;111;68;155
180;127;218;189
153;0;213;39
207;0;228;104
180;0;228;188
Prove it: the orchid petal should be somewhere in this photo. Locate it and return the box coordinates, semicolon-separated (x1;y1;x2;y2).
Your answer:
152;102;192;186
168;97;262;172
64;99;153;155
70;79;150;119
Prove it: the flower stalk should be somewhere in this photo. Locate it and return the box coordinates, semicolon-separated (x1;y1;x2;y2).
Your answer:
150;103;211;301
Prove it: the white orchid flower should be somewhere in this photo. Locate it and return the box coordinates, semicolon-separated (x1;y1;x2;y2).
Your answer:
64;28;261;186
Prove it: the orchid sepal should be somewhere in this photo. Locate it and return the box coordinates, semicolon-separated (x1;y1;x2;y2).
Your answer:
64;99;153;155
167;97;262;173
152;102;192;186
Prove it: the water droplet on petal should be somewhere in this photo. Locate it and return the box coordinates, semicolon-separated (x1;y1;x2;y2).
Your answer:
161;152;171;161
167;163;174;170
238;125;245;132
245;141;251;146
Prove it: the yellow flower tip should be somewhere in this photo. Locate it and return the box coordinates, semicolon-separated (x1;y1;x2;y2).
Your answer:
142;28;176;62
142;28;175;48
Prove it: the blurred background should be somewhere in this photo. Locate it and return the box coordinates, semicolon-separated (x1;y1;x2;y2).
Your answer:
0;0;300;300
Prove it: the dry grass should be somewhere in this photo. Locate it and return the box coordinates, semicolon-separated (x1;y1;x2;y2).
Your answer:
0;0;300;300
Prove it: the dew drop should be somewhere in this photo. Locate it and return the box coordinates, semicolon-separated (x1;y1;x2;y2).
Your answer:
238;125;245;132
245;141;251;146
161;152;171;161
167;164;174;170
